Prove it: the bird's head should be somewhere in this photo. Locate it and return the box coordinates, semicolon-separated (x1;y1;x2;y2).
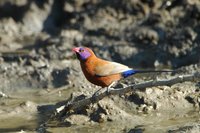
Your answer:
72;47;95;61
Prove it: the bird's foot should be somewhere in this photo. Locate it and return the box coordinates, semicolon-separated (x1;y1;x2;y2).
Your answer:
93;82;117;97
105;81;117;94
93;88;103;97
108;81;117;88
66;93;74;105
106;87;115;94
93;87;115;97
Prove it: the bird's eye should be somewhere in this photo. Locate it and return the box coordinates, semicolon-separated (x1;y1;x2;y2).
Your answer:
79;49;84;52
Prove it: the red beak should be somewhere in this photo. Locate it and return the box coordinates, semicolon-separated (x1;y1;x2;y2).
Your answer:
72;47;79;53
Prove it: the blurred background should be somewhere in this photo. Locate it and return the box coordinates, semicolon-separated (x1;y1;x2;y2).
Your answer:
0;0;199;90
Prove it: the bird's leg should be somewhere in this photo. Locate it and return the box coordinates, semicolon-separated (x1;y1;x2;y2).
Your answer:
93;82;117;97
67;93;75;104
106;81;117;94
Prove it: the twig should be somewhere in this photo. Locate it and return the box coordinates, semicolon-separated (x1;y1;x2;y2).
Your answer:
54;72;200;119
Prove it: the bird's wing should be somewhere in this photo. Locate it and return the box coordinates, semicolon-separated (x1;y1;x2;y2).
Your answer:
94;61;132;76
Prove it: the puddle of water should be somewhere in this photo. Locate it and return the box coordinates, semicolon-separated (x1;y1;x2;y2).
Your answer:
0;88;199;133
45;110;200;133
0;88;73;132
0;117;37;132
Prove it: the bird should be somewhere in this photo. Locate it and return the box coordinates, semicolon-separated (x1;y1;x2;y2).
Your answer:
72;47;173;88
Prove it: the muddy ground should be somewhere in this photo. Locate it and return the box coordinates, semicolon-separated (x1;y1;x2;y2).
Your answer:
0;0;200;133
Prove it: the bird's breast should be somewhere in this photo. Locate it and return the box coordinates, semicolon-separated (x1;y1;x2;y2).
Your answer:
80;61;122;87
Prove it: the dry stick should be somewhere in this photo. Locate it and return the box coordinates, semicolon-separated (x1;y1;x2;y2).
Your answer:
56;72;200;118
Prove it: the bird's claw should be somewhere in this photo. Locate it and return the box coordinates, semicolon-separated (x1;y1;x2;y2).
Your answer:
93;88;102;97
93;87;115;97
106;87;115;94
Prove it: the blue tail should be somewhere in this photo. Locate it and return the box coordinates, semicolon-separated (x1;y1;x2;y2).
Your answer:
122;70;138;78
122;69;174;78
